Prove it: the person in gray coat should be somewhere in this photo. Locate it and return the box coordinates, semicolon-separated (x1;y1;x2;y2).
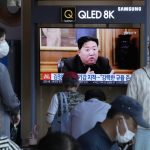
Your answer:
0;27;20;137
0;62;20;137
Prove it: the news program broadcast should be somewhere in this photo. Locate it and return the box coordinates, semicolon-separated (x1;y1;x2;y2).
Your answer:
39;27;140;86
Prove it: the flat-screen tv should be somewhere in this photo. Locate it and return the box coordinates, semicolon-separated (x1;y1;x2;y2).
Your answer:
39;27;140;86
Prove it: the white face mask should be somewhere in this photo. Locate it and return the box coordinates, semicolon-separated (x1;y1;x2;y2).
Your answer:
116;117;135;143
0;40;9;58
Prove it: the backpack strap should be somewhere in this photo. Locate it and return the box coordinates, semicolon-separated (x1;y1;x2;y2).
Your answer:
60;92;69;112
51;92;68;132
57;92;69;132
142;67;150;80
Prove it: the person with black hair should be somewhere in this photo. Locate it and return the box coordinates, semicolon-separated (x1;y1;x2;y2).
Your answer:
60;36;112;74
68;89;111;139
78;95;149;150
46;72;84;133
38;132;81;150
0;27;20;138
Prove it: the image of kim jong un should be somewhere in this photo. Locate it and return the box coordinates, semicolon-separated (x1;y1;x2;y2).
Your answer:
60;36;112;74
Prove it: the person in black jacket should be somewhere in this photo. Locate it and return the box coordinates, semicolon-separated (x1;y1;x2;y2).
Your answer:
78;95;149;150
59;36;112;74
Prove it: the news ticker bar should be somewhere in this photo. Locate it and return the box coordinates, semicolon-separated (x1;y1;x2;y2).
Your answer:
41;73;131;82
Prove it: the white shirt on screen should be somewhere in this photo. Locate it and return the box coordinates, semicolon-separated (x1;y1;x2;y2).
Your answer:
68;98;111;139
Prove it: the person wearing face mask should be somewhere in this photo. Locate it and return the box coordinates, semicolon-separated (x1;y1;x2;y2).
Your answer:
0;27;20;138
0;27;9;58
78;95;149;150
59;36;112;74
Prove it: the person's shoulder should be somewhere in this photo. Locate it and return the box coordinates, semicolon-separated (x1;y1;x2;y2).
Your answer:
0;136;21;150
70;102;85;116
129;67;148;83
52;92;58;97
73;100;86;110
65;55;82;65
94;99;111;108
78;125;103;146
97;56;109;64
69;91;84;99
132;66;147;76
79;123;100;137
63;55;79;70
66;92;84;104
76;92;85;100
64;55;78;63
51;93;59;101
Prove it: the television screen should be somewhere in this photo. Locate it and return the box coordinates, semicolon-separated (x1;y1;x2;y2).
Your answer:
39;27;140;86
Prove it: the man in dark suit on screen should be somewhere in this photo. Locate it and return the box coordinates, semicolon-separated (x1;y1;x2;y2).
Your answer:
59;36;112;74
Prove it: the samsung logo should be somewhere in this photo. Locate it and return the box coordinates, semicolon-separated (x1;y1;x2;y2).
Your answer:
118;7;142;12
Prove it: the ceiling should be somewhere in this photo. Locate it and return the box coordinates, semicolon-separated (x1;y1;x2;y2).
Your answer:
37;0;144;6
